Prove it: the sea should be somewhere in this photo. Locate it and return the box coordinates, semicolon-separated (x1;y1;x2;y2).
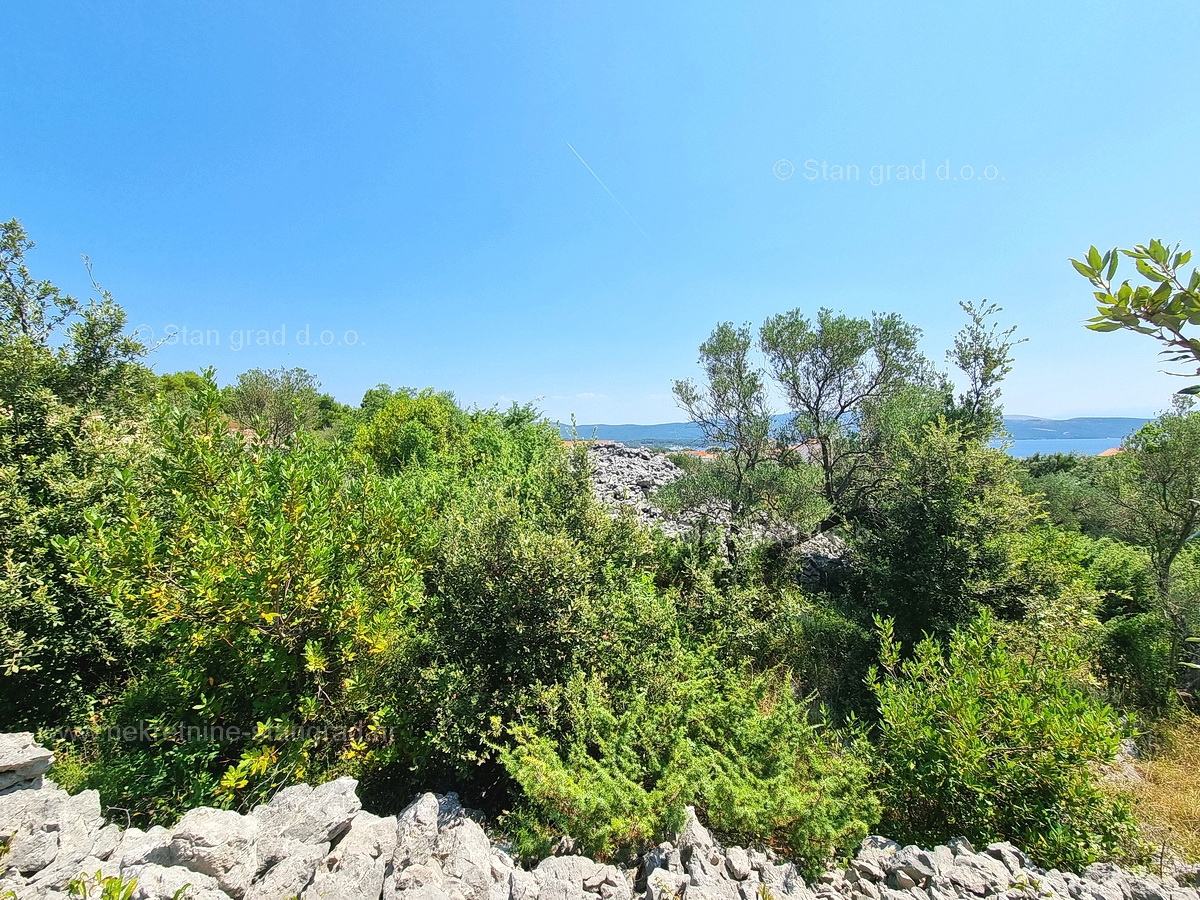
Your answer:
992;438;1122;458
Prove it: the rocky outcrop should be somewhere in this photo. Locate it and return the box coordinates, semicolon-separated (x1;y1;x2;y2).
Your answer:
2;734;1196;900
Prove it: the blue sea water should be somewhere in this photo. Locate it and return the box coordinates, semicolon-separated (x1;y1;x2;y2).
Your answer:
992;438;1122;458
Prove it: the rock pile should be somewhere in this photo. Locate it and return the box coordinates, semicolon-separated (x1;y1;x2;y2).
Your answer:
3;733;1196;900
584;442;701;535
788;532;851;588
582;443;850;586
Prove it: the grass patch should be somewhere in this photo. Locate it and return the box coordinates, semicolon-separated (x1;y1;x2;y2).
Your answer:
1128;714;1200;863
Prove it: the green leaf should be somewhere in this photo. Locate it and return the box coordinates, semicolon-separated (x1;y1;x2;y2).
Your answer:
1070;259;1096;279
1136;259;1168;282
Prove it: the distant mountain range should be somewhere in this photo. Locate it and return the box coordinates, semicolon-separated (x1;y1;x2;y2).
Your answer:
557;416;1151;448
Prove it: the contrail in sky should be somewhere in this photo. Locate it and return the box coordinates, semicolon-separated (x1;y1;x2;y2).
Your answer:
566;142;650;241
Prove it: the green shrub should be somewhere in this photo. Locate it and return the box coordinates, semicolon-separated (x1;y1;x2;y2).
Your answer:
354;388;466;471
853;420;1041;645
1098;612;1178;716
0;219;150;729
871;612;1137;869
66;376;422;818
748;594;877;722
1085;539;1158;621
501;654;878;874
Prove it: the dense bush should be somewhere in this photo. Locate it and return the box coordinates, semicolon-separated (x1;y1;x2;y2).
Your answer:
1098;612;1178;716
0;219;150;729
852;419;1040;645
65;377;423;818
354;388;467;471
501;641;878;874
871;612;1137;869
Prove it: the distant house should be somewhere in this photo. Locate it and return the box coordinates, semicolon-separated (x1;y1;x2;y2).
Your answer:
1097;447;1124;457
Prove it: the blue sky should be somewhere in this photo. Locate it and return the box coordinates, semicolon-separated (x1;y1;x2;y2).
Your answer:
4;1;1199;423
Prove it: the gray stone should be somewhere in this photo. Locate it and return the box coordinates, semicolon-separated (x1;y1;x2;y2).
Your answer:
929;848;955;877
510;868;541;900
860;838;902;859
0;733;54;793
686;885;742;900
394;792;442;870
436;812;493;900
116;826;174;869
168;806;259;899
946;839;975;858
534;856;596;900
91;823;123;862
304;811;395;900
952;851;1014;892
246;841;328;900
851;859;886;884
676;807;715;854
760;862;804;896
889;872;917;891
396;860;445;890
251;777;361;846
583;862;628;900
986;843;1032;878
727;849;753;882
6;828;58;876
124;862;232;900
30;855;116;892
646;869;688;900
645;845;686;879
688;848;728;887
887;848;935;888
0;784;102;877
1127;878;1171;900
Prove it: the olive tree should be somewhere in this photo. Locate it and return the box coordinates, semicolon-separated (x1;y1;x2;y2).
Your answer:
758;308;936;525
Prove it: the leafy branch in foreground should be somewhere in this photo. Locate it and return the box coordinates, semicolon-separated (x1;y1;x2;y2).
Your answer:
1072;239;1200;393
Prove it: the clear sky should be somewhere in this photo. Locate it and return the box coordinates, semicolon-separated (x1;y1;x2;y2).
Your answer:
4;1;1199;423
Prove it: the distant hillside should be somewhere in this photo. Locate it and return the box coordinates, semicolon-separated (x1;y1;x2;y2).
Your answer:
558;416;1151;448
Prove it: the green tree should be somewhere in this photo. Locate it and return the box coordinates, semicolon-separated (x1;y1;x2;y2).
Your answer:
222;366;325;447
1073;239;1200;394
853;418;1040;645
0;219;150;728
1098;401;1200;599
670;323;784;552
946;300;1025;439
759;308;935;524
154;370;208;404
1093;402;1200;708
